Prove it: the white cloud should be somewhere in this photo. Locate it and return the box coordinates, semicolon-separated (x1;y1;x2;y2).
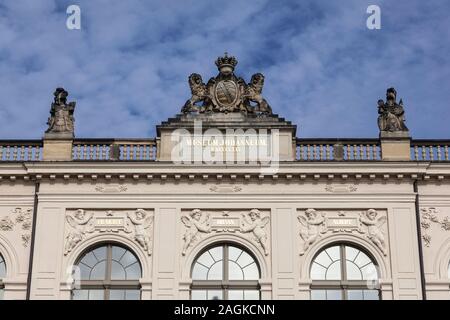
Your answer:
0;0;448;139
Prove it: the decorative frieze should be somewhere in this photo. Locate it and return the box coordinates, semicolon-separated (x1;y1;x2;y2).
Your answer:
64;209;154;256
0;208;33;247
181;209;270;256
324;184;358;193
94;184;128;193
209;185;242;193
298;209;388;256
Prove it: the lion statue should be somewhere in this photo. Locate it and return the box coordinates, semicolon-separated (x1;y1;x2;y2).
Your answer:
245;73;272;115
181;73;208;113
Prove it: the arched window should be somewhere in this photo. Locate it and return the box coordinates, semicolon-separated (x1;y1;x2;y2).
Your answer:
0;253;5;300
71;244;142;300
447;261;450;279
191;244;260;300
310;244;380;300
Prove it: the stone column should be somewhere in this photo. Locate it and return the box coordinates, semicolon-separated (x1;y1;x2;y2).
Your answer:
380;131;411;161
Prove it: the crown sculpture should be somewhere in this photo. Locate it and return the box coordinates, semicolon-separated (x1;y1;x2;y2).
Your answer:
181;53;272;115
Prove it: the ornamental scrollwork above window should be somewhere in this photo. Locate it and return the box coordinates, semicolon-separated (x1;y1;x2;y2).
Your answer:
0;208;32;247
420;207;450;247
180;209;270;256
64;209;154;256
298;209;388;256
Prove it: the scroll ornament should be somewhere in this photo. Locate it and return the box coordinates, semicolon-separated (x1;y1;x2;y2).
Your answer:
181;209;270;256
298;209;388;256
64;209;154;256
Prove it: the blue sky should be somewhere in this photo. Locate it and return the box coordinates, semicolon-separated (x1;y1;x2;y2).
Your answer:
0;0;448;139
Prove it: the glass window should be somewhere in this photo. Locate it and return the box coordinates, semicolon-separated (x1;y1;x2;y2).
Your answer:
0;253;5;300
310;244;380;300
448;262;450;279
71;244;141;300
191;244;260;300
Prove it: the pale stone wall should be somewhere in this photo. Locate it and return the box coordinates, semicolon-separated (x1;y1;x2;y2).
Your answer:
0;181;35;300
0;162;449;300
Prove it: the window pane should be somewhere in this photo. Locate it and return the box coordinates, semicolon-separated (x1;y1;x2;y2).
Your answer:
72;289;89;300
326;246;340;261
191;290;207;300
314;251;332;268
310;290;326;300
109;290;125;300
209;247;223;262
345;246;359;261
193;290;224;300
347;290;363;300
447;262;450;279
354;250;371;268
326;261;341;280
112;246;126;262
119;250;138;268
125;290;141;300
196;251;215;268
0;289;3;300
363;290;380;300
228;261;244;280
88;289;105;300
310;262;326;280
80;251;97;268
125;262;142;280
192;263;208;280
92;246;107;261
228;246;242;261
361;263;378;280
78;263;92;280
73;289;105;300
111;261;126;280
208;261;223;280
0;254;6;278
326;290;342;300
346;261;362;280
228;290;243;300
243;262;259;280
244;290;260;300
90;261;107;280
207;290;223;300
236;251;254;268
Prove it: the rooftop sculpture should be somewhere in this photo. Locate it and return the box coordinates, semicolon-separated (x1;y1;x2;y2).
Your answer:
181;53;272;115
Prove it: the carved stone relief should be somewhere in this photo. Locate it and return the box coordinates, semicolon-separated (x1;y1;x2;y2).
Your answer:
209;185;242;193
45;87;76;137
420;207;450;247
94;184;128;193
377;87;408;133
0;208;33;247
180;209;270;256
181;53;272;115
324;184;358;193
64;209;154;256
298;209;388;256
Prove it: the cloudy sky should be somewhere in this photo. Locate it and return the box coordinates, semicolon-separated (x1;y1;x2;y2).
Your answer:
0;0;448;139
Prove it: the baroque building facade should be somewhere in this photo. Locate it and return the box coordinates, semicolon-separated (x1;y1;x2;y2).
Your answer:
0;55;450;300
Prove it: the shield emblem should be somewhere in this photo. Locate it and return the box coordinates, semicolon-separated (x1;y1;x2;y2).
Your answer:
214;80;238;107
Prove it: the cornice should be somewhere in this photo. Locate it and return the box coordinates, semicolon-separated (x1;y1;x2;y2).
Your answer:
0;161;449;183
